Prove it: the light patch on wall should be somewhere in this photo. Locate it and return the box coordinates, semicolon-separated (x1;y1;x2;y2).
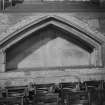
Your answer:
18;37;90;68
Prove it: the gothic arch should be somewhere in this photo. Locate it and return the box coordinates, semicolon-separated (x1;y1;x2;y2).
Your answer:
0;15;104;49
0;15;104;72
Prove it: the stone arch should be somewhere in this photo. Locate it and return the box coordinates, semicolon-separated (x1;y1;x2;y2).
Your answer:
0;15;104;72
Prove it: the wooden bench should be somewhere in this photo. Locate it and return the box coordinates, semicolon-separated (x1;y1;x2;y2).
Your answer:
0;96;24;105
60;82;90;105
0;86;28;105
62;89;90;105
36;84;59;105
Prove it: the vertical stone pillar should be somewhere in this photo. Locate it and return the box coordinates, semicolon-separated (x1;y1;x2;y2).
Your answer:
0;50;5;72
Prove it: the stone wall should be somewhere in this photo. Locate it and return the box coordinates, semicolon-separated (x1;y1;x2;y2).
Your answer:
0;12;105;86
0;12;105;35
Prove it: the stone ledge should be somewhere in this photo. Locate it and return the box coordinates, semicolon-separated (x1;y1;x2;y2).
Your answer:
0;68;105;79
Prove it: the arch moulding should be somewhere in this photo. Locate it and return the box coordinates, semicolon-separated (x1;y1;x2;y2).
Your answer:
0;15;104;74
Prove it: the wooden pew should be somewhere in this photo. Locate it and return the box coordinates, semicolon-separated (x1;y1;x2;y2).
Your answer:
0;96;24;105
36;83;59;105
60;82;90;105
0;86;28;105
6;86;28;97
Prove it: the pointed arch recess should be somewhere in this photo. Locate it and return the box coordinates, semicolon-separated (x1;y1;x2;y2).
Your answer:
0;15;104;72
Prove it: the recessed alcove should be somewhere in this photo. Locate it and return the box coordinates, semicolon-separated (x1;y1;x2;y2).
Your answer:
6;25;96;71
